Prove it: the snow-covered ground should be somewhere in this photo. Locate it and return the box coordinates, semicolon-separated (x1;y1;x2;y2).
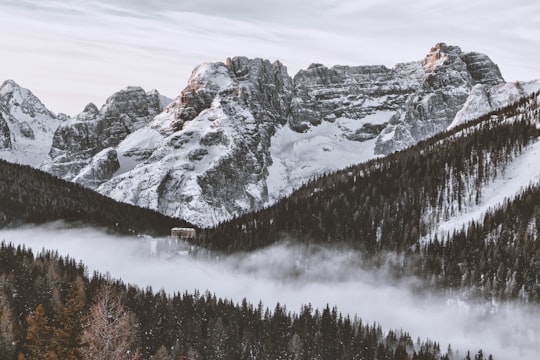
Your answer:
423;135;540;242
267;117;385;203
114;127;164;176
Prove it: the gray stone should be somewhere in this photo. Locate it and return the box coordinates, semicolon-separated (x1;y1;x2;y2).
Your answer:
0;114;11;149
374;42;506;154
43;87;169;186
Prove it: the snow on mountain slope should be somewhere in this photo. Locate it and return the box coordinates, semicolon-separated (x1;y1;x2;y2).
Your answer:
450;79;540;128
95;44;535;227
420;94;540;243
450;84;493;127
432;138;540;241
40;86;171;186
266;118;384;204
2;44;537;228
521;79;540;94
114;127;165;177
0;80;64;165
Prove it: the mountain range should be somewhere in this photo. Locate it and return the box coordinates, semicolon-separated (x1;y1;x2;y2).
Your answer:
1;43;539;228
197;89;540;300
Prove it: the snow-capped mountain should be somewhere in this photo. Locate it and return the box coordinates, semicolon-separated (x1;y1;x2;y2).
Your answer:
96;57;293;225
4;43;539;227
40;87;172;188
0;80;65;166
94;43;539;227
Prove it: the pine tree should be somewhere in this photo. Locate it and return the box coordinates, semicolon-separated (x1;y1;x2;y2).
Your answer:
19;304;57;360
475;349;484;360
53;281;85;359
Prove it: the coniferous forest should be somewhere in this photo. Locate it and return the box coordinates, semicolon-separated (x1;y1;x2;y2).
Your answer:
0;159;192;235
0;242;479;360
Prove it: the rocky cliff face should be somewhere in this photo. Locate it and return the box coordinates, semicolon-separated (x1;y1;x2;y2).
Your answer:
0;113;11;150
0;80;63;165
95;43;534;226
40;86;171;186
374;43;506;154
3;43;536;227
98;57;293;225
290;62;423;134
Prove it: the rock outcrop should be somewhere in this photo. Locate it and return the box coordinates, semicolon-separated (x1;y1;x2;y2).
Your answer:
0;80;63;165
290;62;423;133
374;43;505;154
0;113;11;149
41;86;172;186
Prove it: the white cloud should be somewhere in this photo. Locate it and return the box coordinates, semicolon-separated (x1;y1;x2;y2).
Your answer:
1;0;539;116
1;222;540;359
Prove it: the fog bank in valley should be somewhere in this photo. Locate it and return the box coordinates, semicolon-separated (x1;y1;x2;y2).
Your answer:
1;223;539;359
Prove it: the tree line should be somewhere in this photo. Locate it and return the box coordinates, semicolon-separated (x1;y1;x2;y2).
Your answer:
0;242;487;359
0;159;191;236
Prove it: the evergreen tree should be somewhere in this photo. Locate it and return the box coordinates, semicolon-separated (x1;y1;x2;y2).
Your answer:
19;304;57;360
53;281;85;359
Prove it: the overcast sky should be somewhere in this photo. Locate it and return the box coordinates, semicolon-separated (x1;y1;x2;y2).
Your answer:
1;0;539;115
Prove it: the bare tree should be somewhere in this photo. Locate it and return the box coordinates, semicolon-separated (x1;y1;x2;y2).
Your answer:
0;299;17;359
81;284;141;360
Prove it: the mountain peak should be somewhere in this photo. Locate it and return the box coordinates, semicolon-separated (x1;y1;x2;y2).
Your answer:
0;79;22;92
461;51;504;86
428;42;461;54
422;43;504;86
423;42;463;72
101;86;153;118
0;80;56;122
83;102;99;114
0;80;62;165
1;79;33;102
0;79;55;118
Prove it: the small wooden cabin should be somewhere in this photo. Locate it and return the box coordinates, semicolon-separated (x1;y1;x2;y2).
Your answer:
171;227;196;240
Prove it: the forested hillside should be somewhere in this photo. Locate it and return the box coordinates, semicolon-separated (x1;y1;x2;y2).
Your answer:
199;91;540;303
0;160;191;235
0;242;484;360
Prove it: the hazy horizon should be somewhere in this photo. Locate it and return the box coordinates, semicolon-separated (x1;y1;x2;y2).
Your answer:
1;0;539;115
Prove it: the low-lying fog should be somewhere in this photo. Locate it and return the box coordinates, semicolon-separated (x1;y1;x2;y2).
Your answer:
1;223;539;359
